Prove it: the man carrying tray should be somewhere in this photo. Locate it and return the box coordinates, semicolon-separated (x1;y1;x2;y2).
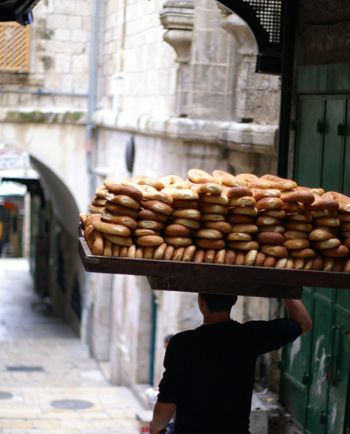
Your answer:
150;293;312;434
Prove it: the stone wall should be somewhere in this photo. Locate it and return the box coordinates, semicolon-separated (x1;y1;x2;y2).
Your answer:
0;0;281;393
0;0;91;110
296;0;350;66
91;0;279;389
98;0;177;116
0;120;88;212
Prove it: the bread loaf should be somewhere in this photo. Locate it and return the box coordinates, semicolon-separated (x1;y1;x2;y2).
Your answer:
82;171;350;272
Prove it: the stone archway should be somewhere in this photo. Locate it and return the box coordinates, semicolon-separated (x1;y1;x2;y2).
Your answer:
0;144;86;336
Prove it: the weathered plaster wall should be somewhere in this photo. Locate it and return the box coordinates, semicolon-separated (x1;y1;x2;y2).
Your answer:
0;121;89;212
109;275;152;386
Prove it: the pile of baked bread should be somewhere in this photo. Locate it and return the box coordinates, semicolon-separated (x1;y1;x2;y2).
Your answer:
80;170;350;272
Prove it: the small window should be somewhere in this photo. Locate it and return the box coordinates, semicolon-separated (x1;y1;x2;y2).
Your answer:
0;22;31;73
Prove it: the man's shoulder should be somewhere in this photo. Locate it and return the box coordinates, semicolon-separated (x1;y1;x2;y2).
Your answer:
166;329;194;351
171;329;194;341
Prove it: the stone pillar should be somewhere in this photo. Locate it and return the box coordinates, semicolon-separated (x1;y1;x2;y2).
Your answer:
219;9;258;122
160;0;194;117
89;273;113;361
218;6;281;124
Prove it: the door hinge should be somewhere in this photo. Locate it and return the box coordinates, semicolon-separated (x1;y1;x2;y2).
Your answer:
290;119;299;131
302;372;310;385
317;119;326;134
337;123;347;136
325;354;333;383
319;411;328;425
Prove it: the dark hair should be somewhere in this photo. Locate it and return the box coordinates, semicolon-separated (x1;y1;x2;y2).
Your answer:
201;293;237;312
164;334;174;345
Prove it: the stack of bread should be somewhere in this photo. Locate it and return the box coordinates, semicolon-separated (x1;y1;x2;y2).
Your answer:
161;175;199;261
80;169;350;272
89;185;108;214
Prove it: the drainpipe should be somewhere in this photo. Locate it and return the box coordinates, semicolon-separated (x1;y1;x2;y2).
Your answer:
277;0;297;178
81;0;101;345
86;0;101;199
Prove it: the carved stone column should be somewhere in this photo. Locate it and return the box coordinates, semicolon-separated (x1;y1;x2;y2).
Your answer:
218;7;261;122
160;0;194;63
220;11;256;55
160;0;194;116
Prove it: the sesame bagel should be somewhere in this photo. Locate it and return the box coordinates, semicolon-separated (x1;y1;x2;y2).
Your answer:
107;194;141;210
141;200;173;215
204;221;232;234
165;224;192;237
194;229;223;239
93;220;131;237
138;209;168;222
136;235;164;247
165;237;193;247
196;238;226;250
226;232;252;242
104;180;143;201
227;241;259;251
101;210;138;229
172;209;201;220
105;202;139;219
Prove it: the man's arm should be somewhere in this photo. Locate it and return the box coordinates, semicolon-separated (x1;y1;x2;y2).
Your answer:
282;299;312;334
150;401;176;434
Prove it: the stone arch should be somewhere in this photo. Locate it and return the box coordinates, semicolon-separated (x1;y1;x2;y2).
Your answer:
0;145;86;335
31;154;85;333
30;155;80;238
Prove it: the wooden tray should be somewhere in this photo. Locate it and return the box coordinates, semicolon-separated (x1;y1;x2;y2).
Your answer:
78;237;350;299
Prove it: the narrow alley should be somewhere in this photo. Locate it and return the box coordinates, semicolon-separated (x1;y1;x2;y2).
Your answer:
0;259;143;434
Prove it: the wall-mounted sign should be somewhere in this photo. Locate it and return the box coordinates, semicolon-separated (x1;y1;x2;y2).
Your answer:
0;146;29;171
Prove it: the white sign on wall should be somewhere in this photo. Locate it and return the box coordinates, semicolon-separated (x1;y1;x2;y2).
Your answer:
0;147;29;171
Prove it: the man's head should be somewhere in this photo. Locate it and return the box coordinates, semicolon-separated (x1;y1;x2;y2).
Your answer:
198;293;237;314
164;334;174;349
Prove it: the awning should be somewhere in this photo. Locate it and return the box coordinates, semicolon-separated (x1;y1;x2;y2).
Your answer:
0;168;42;200
218;0;283;74
0;0;41;25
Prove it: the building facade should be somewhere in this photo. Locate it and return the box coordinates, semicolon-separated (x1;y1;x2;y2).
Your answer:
0;0;282;393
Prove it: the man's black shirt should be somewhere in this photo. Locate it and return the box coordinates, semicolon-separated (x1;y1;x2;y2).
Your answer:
158;318;302;434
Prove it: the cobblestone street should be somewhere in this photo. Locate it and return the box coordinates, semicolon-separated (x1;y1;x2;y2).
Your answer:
0;259;143;434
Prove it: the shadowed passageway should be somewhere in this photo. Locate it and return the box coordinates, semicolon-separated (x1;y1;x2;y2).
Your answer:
0;259;142;434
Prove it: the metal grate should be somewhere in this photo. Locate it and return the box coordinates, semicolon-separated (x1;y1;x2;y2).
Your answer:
6;365;44;372
0;22;31;73
51;399;94;410
242;0;282;44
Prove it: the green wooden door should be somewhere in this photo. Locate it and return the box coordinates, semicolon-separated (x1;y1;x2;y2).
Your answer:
322;97;347;191
327;292;350;434
294;95;324;187
281;92;350;434
280;288;313;427
304;290;332;434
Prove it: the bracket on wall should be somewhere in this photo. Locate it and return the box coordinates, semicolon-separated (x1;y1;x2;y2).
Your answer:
217;0;283;74
125;136;135;173
159;0;194;64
